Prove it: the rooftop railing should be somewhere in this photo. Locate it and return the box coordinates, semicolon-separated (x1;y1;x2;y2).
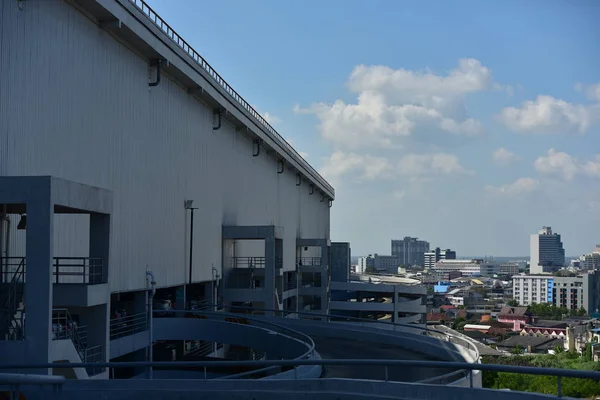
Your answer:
127;0;334;197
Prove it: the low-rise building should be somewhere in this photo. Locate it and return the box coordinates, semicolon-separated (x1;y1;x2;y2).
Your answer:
434;259;499;277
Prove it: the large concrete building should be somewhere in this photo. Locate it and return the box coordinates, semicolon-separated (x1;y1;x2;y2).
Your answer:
357;254;399;274
0;0;333;375
391;237;430;267
512;271;600;312
529;226;565;274
424;248;456;269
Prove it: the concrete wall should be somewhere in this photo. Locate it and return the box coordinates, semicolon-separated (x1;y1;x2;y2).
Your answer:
0;0;331;292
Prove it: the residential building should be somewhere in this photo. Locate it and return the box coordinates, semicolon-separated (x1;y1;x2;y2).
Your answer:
331;242;351;283
498;263;520;276
512;275;554;306
553;271;600;313
357;256;375;274
424;248;456;269
577;246;600;270
357;254;399;274
497;306;533;331
530;226;565;274
391;237;430;267
512;272;600;312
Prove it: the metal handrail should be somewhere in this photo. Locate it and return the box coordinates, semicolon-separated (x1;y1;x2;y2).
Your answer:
211;303;431;334
109;312;148;340
127;0;334;197
53;257;104;284
1;359;598;396
297;257;322;267
0;373;66;385
1;256;105;285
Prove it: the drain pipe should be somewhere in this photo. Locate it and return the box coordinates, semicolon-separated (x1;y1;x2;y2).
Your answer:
146;270;156;379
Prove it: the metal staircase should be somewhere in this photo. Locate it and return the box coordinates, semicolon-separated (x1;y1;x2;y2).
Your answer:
0;257;25;340
52;308;87;360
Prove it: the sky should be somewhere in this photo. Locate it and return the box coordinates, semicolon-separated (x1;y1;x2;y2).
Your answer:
146;0;600;257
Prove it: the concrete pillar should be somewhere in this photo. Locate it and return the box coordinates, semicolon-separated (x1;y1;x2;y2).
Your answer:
89;213;110;284
25;198;54;374
393;285;399;324
264;235;276;315
320;244;329;314
85;304;109;364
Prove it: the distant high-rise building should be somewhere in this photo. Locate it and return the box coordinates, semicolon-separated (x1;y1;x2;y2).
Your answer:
391;237;430;267
577;245;600;270
529;226;565;274
330;242;351;282
424;247;456;269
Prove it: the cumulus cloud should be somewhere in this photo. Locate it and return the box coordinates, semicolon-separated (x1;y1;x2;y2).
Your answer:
498;95;599;135
320;151;471;182
485;177;539;195
575;82;600;102
534;149;600;180
296;58;500;150
492;148;518;165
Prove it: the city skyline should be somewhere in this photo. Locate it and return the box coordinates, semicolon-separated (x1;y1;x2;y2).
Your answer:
146;0;600;256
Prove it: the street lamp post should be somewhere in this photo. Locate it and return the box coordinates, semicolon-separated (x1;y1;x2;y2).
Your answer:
211;265;220;354
184;200;198;309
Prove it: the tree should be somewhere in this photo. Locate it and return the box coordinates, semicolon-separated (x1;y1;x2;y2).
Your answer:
553;345;564;354
507;299;519;307
365;265;376;273
452;317;466;330
511;344;524;355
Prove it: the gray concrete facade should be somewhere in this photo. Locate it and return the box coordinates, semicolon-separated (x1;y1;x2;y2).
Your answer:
0;176;112;375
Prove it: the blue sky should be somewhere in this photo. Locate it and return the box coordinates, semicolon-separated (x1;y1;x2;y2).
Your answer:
147;0;600;257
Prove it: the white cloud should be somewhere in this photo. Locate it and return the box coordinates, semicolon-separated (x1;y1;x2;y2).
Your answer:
251;104;282;126
262;111;281;126
534;149;580;180
296;58;498;150
284;137;309;160
575;82;600;102
492;148;518;165
320;151;471;182
498;95;599;135
534;149;600;181
485;177;539;195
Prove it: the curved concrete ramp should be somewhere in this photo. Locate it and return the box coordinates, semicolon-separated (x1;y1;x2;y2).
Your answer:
313;336;455;382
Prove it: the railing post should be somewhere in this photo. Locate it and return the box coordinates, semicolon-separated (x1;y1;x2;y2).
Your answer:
55;258;59;284
557;376;562;397
469;371;473;388
384;366;388;382
204;366;207;380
